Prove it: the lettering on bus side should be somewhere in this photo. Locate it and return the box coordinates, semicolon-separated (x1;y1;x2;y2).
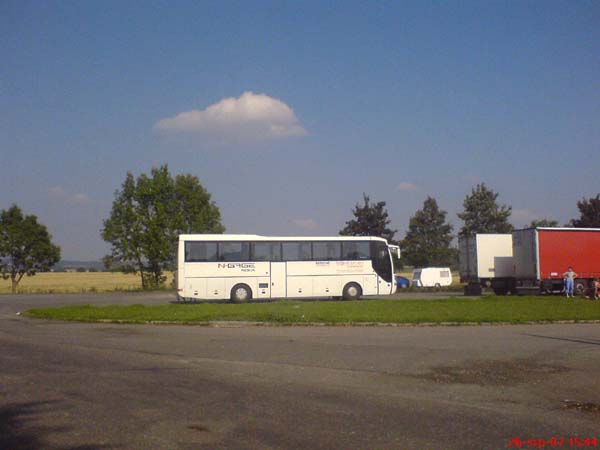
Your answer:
217;263;256;272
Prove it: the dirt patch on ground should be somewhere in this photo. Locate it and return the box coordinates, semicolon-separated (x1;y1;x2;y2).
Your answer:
188;424;210;432
562;400;600;415
421;358;569;386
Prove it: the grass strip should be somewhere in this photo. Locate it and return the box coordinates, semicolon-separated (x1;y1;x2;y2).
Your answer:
24;296;600;325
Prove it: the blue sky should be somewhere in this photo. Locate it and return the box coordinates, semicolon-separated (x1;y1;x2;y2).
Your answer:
1;1;599;260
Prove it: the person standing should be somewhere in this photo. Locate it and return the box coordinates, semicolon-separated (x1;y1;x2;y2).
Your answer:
563;267;578;298
593;278;600;300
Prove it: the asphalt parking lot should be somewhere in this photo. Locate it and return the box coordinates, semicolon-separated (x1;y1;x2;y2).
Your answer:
1;292;599;450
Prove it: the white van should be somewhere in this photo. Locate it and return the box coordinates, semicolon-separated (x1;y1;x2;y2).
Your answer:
412;267;453;288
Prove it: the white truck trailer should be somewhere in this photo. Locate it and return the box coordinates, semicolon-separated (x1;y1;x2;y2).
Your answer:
458;234;514;295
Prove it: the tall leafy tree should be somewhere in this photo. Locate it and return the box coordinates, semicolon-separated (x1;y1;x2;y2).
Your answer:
529;218;559;228
401;197;455;267
458;183;513;237
569;194;600;227
339;193;396;241
102;165;224;288
0;204;61;293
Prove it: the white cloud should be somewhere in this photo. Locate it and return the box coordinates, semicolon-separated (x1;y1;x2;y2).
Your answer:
47;186;66;197
154;91;307;140
290;218;318;230
47;186;91;205
397;182;418;191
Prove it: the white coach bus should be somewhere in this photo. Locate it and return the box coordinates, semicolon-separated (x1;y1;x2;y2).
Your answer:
177;234;399;302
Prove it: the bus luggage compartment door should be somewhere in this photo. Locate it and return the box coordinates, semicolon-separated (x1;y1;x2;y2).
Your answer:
270;262;287;299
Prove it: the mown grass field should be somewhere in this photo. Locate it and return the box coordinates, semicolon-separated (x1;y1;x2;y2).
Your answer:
0;272;174;294
25;296;600;325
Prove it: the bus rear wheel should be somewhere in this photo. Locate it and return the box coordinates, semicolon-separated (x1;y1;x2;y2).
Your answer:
231;284;252;303
342;283;362;300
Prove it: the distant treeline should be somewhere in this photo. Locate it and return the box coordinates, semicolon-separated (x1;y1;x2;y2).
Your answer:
53;260;105;272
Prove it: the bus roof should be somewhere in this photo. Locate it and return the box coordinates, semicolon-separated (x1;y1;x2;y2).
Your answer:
179;234;390;243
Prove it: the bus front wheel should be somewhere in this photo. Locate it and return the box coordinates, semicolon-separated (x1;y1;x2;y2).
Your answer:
342;283;362;300
231;284;252;303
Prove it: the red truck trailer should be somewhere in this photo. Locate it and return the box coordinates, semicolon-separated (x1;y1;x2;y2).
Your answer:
512;227;600;295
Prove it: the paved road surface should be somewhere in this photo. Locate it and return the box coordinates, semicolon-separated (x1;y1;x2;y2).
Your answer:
1;293;599;449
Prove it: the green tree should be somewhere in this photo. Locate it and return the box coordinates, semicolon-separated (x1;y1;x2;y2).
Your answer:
569;194;600;227
0;204;61;293
458;183;513;237
102;165;224;289
401;197;456;267
529;218;559;228
339;193;396;241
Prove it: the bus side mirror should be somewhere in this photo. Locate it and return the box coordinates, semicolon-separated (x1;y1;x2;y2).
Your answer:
388;245;400;258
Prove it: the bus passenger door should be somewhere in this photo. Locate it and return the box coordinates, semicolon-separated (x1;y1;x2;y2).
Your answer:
371;241;394;295
270;262;287;299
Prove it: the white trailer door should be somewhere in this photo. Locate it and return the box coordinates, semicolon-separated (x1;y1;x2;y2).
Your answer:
270;262;287;299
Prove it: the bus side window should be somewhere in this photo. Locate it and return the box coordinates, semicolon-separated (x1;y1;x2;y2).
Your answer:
219;242;250;261
185;242;217;262
282;242;311;261
313;242;342;261
342;241;370;260
252;242;281;261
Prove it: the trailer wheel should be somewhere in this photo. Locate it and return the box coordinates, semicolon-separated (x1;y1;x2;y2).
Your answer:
434;283;441;289
342;283;362;300
230;284;252;303
575;281;586;296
